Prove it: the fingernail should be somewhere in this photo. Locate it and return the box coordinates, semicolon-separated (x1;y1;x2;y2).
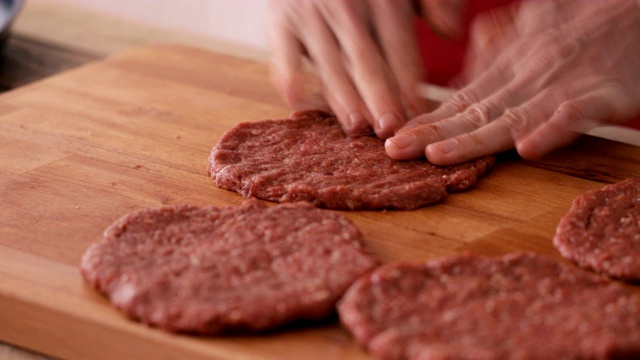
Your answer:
377;114;399;137
387;133;415;150
346;112;366;133
434;138;458;154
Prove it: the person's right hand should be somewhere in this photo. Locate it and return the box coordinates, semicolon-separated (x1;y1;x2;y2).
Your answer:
267;0;463;139
386;0;640;165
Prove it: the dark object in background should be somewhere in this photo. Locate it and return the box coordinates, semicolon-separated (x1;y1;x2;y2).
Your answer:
0;0;24;46
0;0;99;91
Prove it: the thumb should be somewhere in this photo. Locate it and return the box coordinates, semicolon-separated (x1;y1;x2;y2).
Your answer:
418;0;467;40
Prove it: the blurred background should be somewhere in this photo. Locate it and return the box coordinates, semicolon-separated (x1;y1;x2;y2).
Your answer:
47;0;270;56
0;0;271;92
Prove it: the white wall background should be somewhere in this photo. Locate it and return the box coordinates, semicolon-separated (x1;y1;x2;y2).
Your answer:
56;0;270;52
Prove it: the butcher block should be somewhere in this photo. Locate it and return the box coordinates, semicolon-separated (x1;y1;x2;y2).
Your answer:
1;44;640;360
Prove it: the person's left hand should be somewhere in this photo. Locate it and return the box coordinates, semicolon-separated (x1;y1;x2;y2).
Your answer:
385;0;640;165
267;0;429;138
267;0;468;138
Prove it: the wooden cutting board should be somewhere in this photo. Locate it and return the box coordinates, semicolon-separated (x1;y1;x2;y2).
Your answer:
1;44;639;360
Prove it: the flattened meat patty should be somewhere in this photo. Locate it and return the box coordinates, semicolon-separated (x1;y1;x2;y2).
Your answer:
80;200;378;334
338;252;640;360
554;177;640;280
208;110;495;210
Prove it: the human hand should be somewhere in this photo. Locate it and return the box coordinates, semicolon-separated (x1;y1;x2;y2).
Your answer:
267;0;464;138
386;0;640;164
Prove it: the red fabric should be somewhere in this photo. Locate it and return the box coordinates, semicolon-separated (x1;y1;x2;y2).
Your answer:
415;0;640;129
416;0;516;86
624;117;640;129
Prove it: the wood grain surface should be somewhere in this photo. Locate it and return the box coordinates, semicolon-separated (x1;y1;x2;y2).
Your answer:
1;44;640;360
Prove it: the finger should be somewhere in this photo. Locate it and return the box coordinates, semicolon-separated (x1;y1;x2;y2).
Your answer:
320;73;374;135
516;88;626;160
370;0;430;118
387;42;518;158
405;57;516;132
298;4;373;135
387;83;520;159
424;86;564;165
397;100;461;133
267;6;309;109
426;81;640;164
318;2;407;139
419;0;466;39
386;100;462;159
465;6;519;81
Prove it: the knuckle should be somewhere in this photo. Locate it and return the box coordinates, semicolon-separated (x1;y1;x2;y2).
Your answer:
500;107;529;135
556;99;585;121
465;103;493;125
457;103;491;129
449;90;477;112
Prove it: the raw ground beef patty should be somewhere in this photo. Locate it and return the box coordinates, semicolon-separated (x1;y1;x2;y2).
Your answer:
80;200;378;334
208;110;495;210
553;177;640;280
338;252;640;360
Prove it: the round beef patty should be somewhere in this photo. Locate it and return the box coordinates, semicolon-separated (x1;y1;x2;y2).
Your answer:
553;178;640;280
338;252;640;360
80;200;378;334
208;110;495;210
